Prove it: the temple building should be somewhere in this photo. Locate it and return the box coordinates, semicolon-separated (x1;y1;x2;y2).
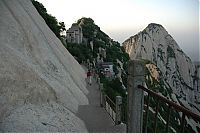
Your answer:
66;23;83;44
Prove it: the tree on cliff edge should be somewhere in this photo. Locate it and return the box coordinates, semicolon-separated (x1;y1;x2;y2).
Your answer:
31;0;65;38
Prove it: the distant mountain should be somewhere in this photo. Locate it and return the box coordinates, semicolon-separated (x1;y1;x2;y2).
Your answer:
123;23;200;132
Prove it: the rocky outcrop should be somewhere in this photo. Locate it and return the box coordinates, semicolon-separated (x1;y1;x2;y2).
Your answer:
0;0;88;132
123;23;200;132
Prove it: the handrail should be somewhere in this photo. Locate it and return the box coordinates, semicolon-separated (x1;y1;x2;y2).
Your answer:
104;95;116;122
138;85;200;122
105;95;116;111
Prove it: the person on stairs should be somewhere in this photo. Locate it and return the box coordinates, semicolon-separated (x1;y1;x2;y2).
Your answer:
87;70;92;85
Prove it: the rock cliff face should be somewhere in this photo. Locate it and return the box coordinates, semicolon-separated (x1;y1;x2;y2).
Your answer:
123;23;200;132
0;0;88;132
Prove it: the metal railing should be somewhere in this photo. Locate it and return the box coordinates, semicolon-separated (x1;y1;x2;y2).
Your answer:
104;95;116;122
98;80;122;125
138;85;200;133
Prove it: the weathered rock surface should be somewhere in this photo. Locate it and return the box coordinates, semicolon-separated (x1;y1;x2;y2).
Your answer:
123;23;200;132
0;0;88;132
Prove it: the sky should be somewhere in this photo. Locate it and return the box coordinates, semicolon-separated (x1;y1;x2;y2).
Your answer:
37;0;199;61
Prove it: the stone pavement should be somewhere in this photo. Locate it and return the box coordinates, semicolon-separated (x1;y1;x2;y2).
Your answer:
77;68;126;133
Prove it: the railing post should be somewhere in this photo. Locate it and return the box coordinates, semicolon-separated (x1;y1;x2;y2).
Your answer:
127;60;146;133
97;77;100;89
100;83;104;107
115;96;122;125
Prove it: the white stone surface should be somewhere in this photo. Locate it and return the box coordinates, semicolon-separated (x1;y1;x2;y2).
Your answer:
1;102;88;132
0;0;88;132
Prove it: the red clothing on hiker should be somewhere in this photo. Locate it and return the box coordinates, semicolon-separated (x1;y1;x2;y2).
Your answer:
87;71;91;77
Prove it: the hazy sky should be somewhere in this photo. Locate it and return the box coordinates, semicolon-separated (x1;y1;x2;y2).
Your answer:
37;0;199;61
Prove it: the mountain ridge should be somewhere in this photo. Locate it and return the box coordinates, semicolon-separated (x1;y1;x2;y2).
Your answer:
123;23;200;132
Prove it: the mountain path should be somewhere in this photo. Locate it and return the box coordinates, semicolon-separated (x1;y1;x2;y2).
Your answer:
77;66;126;133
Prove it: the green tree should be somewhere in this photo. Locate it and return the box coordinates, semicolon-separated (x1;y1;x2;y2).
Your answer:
77;17;97;41
59;22;66;35
31;0;65;38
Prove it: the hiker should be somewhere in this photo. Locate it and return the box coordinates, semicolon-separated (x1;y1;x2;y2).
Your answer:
87;70;92;85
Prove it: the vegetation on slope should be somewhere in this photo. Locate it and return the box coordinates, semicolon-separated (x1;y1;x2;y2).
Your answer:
31;0;66;38
65;17;129;103
31;1;129;100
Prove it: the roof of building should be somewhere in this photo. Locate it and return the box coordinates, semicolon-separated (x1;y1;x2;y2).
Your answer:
66;23;82;33
99;62;113;66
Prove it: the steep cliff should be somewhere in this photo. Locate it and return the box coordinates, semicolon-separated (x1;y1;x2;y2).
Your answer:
0;0;88;132
123;23;200;132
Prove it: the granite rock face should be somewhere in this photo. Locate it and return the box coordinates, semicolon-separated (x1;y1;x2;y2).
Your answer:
0;0;88;132
123;23;200;132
